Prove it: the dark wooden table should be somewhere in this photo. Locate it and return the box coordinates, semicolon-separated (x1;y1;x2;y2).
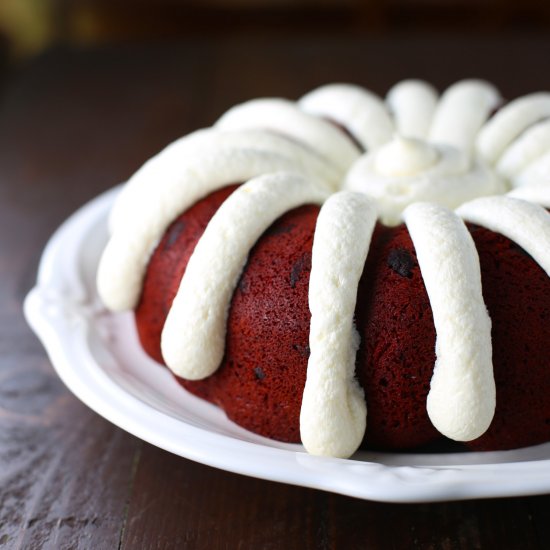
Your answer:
3;33;550;549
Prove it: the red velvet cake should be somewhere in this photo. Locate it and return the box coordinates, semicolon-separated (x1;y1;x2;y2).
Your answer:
97;80;550;457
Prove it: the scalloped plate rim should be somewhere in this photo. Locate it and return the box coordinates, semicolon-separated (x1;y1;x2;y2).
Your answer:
23;186;550;503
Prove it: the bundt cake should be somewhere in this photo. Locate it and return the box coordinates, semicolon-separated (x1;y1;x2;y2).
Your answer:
97;79;550;458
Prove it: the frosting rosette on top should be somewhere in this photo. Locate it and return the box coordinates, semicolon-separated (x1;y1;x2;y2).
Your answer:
344;135;503;225
97;78;550;458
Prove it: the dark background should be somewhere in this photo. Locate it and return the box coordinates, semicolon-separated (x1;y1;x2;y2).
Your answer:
1;0;549;59
1;0;550;101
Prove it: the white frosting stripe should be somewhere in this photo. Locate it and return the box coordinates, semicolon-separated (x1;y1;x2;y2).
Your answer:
507;182;550;207
298;84;394;152
403;202;495;441
110;128;339;232
98;149;302;311
386;79;438;139
477;93;550;164
457;196;550;276
429;80;501;152
515;150;550;189
215;98;360;173
161;172;328;380
300;191;376;458
496;120;550;181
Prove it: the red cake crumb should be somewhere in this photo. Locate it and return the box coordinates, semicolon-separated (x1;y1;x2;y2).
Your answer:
355;224;440;449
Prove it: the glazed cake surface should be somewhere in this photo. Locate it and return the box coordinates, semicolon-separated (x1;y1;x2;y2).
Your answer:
97;79;550;458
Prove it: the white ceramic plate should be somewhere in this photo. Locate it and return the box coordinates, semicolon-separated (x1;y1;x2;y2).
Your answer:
24;187;550;503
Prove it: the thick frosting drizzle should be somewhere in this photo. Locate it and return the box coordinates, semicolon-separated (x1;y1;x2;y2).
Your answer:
477;92;550;164
110;128;340;231
215;98;361;172
300;191;376;458
428;80;501;152
403;202;495;441
457;196;550;276
496;120;550;181
298;84;395;151
507;182;550;207
386;80;438;139
98;79;550;458
514;151;550;189
161;172;328;379
98;148;304;311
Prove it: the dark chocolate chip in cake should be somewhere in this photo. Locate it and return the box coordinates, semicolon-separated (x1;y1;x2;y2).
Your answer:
238;276;250;294
290;252;312;288
254;366;266;380
163;220;186;250
292;343;310;358
387;248;415;278
265;223;296;237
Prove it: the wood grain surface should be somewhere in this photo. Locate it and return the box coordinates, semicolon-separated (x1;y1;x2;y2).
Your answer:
3;34;550;549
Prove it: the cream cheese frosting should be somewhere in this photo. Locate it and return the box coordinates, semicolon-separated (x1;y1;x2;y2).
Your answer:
514;151;550;189
403;202;495;441
97;79;550;459
215;98;361;173
300;191;376;458
109;128;340;232
457;196;550;277
344;135;503;225
507;181;550;207
374;135;440;176
428;80;501;152
386;80;438;139
298;83;395;152
496;120;550;181
477;92;550;164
